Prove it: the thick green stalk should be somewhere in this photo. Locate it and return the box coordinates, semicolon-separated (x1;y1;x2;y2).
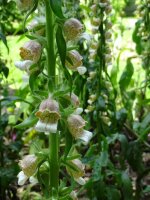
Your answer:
45;0;55;91
45;0;59;195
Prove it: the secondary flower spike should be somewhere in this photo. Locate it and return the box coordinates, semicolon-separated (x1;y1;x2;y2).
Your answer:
67;114;92;144
20;40;42;63
63;18;83;41
35;97;61;133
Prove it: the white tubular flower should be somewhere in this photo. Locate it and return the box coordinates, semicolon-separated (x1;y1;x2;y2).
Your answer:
35;97;60;133
66;159;86;185
18;154;38;186
17;171;28;186
70;191;78;200
66;50;83;71
16;0;34;11
14;60;34;73
67;114;92;144
77;66;87;75
19;154;38;177
63;18;83;41
20;40;42;63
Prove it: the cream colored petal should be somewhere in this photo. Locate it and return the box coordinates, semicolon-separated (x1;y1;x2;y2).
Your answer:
29;176;38;185
78;130;92;145
74;177;86;185
35;120;58;133
17;171;28;186
77;66;87;75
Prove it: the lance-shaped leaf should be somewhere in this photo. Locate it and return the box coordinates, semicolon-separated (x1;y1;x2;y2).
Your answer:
50;0;65;19
15;110;38;129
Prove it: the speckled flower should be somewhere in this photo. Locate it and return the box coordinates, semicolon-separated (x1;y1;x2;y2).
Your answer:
20;40;42;63
35;97;60;133
65;50;83;71
17;154;38;185
63;18;83;41
66;159;86;185
67;114;92;144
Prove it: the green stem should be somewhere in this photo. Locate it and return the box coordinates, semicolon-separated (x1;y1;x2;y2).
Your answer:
45;0;59;195
45;0;56;91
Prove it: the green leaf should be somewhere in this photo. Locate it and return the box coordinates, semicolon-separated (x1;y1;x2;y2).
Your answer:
132;21;143;54
56;25;72;90
120;171;133;200
0;32;9;52
64;129;73;158
29;69;41;92
15;109;38;129
50;0;65;19
119;58;134;90
106;187;121;200
56;26;66;66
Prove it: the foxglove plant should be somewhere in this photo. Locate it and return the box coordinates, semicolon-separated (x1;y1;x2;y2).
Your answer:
15;0;92;199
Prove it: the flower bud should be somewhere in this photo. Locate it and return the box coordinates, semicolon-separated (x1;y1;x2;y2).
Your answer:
89;71;96;79
105;31;112;39
91;4;97;13
91;18;101;26
20;40;42;63
16;0;34;11
105;5;112;14
63;18;83;41
19;154;38;177
65;50;83;70
105;54;112;63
